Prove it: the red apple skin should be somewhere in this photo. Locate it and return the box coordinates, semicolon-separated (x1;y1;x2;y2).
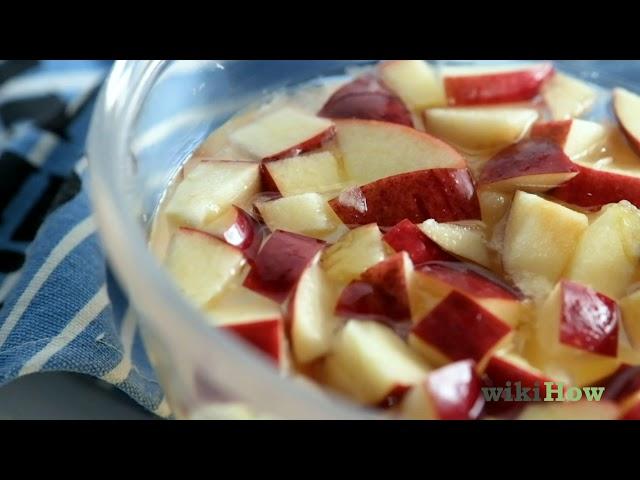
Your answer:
262;127;336;162
319;75;413;127
383;219;458;264
335;253;412;334
560;280;619;357
549;164;640;210
216;206;264;262
417;261;523;300
260;163;280;193
427;360;484;420
412;290;513;362
483;355;556;417
243;230;325;303
444;63;554;106
530;120;573;145
329;169;481;228
223;319;282;365
479;138;577;187
377;384;412;410
622;401;640;420
595;365;640;402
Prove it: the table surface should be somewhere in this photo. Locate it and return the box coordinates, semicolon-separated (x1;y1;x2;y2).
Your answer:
0;372;156;420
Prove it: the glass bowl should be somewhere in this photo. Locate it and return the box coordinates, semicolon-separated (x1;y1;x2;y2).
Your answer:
86;60;640;420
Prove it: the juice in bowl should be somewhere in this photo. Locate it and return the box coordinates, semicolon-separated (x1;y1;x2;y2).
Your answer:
88;60;640;419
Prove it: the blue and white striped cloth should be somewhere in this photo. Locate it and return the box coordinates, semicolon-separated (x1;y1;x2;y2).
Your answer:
0;60;169;417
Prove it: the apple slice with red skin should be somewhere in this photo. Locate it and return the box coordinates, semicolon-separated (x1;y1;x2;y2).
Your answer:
204;206;264;262
329;168;481;227
410;290;514;368
229;107;335;161
530;118;607;160
478;138;578;192
442;63;554;106
401;360;484;420
223;320;283;366
613;87;640;156
409;261;524;328
383;219;457;264
318;74;413;127
335;252;413;334
243;230;325;303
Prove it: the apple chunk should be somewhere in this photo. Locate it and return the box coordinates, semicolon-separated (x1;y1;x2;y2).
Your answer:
531;280;621;386
530;118;607;161
229;107;335;161
613;87;640;156
419;219;491;268
478;138;578;192
288;253;342;364
318;74;413;127
442;62;553;106
335;252;413;330
334;119;466;185
261;151;346;196
323;320;430;406
165;228;247;306
206;287;284;365
410;261;523;328
321;223;386;284
423;107;538;152
378;60;446;110
329;168;481;227
565;201;640;299
203;206;263;261
503;191;588;301
383;219;456;264
542;73;597;120
243;230;325;303
401;360;484;420
410;290;513;368
256;193;342;239
165;161;260;229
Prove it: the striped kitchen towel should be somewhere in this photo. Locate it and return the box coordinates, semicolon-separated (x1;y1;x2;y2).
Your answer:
0;60;170;417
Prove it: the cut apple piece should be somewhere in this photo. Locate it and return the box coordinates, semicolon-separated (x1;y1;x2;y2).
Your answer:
503;191;588;301
482;352;558;416
401;360;484;420
165;161;260;229
229;107;335;161
530;118;607;161
165;228;247;306
318;74;413;127
478;138;578;192
613;87;640;156
334;119;467;184
288;252;342;364
531;280;621;386
410;290;514;368
243;230;325;303
323;320;430;406
329;168;481;228
621;290;640;349
261;151;346;196
202;206;263;261
256;192;342;238
518;400;620;420
423;107;538;152
542;73;597;120
335;253;413;330
549;161;640;210
442;62;554;106
419;219;491;268
565;201;640;299
478;190;513;232
321;223;386;284
410;261;523;327
379;60;446;110
205;286;284;365
383;219;457;264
